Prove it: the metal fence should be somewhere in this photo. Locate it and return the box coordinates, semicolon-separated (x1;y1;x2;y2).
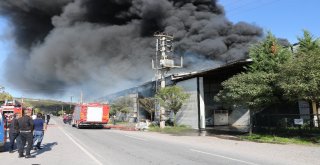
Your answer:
253;114;320;135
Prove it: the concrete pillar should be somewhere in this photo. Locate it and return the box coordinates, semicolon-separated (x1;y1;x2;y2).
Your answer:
312;101;319;127
160;76;166;128
198;77;205;130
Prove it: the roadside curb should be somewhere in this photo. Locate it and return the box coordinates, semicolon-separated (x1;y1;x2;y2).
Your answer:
213;134;241;141
104;125;136;131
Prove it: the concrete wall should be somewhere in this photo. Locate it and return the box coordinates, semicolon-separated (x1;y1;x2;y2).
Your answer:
228;107;250;126
176;78;199;129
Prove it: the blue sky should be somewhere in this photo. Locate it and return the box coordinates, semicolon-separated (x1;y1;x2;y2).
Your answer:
0;0;319;99
219;0;320;43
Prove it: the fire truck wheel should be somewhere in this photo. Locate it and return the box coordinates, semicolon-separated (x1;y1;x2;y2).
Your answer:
0;145;4;152
77;124;82;129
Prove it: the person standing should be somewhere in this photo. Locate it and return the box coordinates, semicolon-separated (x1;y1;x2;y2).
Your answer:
32;113;37;120
8;113;20;153
113;115;116;125
33;113;46;150
46;114;50;125
41;114;46;121
17;109;34;158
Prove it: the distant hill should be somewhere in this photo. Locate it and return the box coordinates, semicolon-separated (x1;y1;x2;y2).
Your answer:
14;98;75;115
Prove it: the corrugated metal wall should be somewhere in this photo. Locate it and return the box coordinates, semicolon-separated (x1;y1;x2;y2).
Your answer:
176;78;199;129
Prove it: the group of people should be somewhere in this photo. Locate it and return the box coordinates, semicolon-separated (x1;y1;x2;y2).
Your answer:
8;109;48;158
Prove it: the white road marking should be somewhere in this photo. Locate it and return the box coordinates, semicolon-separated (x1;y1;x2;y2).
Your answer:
58;126;105;165
95;153;105;160
123;134;147;141
190;149;258;165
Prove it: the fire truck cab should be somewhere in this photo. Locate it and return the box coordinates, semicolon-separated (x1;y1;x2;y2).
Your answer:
1;100;23;128
0;99;24;148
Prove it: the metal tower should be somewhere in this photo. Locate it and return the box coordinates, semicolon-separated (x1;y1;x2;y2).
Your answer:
152;32;183;128
152;32;183;87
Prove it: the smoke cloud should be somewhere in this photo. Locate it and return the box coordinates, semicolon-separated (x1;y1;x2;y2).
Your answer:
0;0;262;99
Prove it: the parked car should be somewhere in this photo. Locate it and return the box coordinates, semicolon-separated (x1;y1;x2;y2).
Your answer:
63;114;72;124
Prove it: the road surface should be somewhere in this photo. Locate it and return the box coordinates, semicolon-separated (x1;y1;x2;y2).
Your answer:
1;117;319;165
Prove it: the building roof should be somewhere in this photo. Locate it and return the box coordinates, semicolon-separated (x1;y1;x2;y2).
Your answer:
171;59;252;81
97;59;252;101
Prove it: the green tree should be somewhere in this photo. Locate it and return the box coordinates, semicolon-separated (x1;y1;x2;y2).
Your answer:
110;96;133;121
34;107;42;114
58;110;64;116
278;30;320;126
296;30;320;54
215;32;292;134
155;86;190;126
248;32;292;73
215;72;276;110
215;72;277;134
22;101;32;108
138;97;156;121
109;105;117;116
0;92;13;101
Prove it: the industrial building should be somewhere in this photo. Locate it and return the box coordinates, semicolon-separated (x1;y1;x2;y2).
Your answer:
96;59;251;131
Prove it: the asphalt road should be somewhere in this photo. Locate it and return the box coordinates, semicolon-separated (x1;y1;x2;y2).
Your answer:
1;117;319;165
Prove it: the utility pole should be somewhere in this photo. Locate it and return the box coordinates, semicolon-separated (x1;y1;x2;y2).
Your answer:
70;96;73;112
152;32;183;128
21;96;24;108
80;91;83;104
61;104;64;116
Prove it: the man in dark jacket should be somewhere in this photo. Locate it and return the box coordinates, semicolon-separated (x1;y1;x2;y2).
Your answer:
8;113;21;153
17;109;34;158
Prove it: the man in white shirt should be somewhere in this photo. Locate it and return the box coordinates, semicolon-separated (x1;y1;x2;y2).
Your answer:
32;114;36;120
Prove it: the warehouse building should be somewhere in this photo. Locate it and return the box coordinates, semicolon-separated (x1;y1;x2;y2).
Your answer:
96;59;252;130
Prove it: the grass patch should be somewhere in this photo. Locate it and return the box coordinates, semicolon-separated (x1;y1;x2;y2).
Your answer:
239;134;320;145
114;121;129;125
148;125;193;134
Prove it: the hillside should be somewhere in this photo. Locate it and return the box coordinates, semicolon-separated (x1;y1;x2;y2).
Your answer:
14;98;75;115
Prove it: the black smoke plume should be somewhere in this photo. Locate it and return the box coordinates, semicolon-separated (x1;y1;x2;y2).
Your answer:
0;0;262;99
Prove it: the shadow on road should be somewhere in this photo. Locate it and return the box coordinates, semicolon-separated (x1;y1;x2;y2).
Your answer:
31;142;58;155
1;141;10;152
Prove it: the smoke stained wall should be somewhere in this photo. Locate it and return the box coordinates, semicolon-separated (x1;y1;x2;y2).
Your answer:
0;0;263;98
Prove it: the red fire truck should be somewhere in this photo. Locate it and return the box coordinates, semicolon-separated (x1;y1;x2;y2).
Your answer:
0;100;24;129
72;103;109;129
0;100;25;147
